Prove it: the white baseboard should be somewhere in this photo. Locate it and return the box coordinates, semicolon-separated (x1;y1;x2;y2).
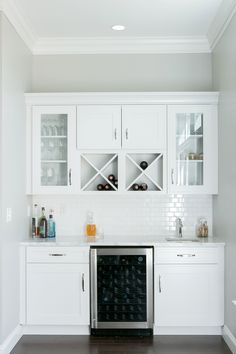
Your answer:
23;325;90;335
222;325;236;354
154;326;222;335
0;325;23;354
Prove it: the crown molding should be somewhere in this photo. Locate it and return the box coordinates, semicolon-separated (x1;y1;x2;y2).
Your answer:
1;0;236;55
32;36;211;55
25;92;219;106
207;0;236;50
0;0;36;51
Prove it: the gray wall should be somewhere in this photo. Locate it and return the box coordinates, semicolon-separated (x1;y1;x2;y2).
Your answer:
0;13;32;343
212;14;236;336
32;53;212;92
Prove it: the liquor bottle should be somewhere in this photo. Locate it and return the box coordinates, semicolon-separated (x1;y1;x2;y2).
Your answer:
140;161;148;170
86;211;96;236
47;210;56;238
97;184;104;191
39;207;48;238
132;183;139;191
32;203;39;238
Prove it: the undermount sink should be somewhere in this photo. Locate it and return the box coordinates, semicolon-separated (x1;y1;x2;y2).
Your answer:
166;237;200;242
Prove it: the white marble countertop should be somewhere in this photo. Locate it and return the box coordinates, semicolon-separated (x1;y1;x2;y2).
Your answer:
20;235;225;247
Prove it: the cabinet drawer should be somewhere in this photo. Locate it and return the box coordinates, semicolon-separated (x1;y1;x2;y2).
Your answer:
155;247;220;264
27;247;89;263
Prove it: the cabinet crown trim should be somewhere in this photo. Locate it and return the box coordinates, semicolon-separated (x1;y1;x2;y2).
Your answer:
25;92;219;106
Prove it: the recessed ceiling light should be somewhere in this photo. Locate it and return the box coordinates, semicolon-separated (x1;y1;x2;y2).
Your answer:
112;25;126;31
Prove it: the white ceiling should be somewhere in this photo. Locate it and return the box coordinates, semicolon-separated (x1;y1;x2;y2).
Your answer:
1;0;236;54
12;0;222;37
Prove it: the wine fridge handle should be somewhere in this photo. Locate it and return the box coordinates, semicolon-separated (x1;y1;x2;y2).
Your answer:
82;273;85;292
159;275;162;293
171;168;174;185
125;128;129;140
114;128;117;140
69;168;72;185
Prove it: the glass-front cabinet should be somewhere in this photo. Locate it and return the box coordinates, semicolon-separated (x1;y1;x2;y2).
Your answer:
32;106;77;193
168;105;218;194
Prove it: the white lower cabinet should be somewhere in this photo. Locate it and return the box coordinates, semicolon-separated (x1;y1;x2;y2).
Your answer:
154;247;224;329
25;247;90;326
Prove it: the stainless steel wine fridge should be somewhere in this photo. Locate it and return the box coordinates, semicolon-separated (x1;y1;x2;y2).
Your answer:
90;247;153;336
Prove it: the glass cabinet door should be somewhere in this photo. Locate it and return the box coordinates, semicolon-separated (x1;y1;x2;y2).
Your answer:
41;113;68;186
168;105;217;193
175;112;203;187
32;106;76;193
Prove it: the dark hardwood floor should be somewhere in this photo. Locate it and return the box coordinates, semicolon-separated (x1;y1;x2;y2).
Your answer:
11;335;231;354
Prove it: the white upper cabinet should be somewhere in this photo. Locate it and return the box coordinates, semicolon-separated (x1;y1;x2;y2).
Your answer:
168;105;218;194
26;93;218;195
32;106;77;194
77;105;121;149
77;105;166;150
122;105;166;150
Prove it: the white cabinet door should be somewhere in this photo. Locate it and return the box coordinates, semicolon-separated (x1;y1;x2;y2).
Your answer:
155;264;223;327
122;105;166;150
27;263;89;325
168;105;218;194
77;105;121;149
32;106;77;194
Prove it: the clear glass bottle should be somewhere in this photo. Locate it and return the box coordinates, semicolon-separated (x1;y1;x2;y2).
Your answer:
196;217;208;237
47;210;56;238
39;207;48;238
86;211;96;236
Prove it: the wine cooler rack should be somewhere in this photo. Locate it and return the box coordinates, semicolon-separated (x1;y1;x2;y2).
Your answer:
97;255;147;322
90;247;153;335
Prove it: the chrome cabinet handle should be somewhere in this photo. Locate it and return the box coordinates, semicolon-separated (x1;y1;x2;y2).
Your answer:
82;273;85;292
171;168;174;184
69;168;72;185
114;128;117;140
49;253;66;257
177;254;196;257
125;128;129;140
159;275;162;293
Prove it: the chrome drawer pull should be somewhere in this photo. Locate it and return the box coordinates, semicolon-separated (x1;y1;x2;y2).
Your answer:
49;253;66;257
177;254;196;257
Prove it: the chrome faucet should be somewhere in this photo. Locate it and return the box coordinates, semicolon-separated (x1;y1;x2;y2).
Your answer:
176;217;183;238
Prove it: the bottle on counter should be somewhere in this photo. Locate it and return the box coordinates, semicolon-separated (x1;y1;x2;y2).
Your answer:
47;209;56;238
86;211;96;236
196;217;208;238
39;207;48;238
32;203;39;238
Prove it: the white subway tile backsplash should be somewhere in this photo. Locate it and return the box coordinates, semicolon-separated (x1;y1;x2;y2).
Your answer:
33;195;213;238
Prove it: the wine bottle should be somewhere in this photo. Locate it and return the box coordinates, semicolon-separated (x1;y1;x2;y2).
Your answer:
39;207;48;238
140;161;148;170
108;174;115;182
97;184;104;191
132;183;139;191
104;183;111;190
114;179;118;187
140;183;148;191
32;203;39;238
